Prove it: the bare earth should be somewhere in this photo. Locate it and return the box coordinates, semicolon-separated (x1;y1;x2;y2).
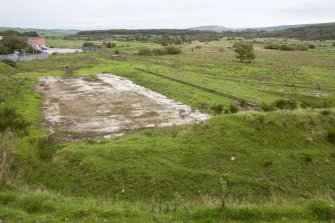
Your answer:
35;74;210;140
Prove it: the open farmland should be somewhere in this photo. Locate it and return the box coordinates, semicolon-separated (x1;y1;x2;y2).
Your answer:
1;35;335;222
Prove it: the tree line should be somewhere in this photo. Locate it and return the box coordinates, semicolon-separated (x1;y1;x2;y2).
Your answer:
225;23;335;40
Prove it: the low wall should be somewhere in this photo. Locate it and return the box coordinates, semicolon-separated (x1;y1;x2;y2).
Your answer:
0;53;49;61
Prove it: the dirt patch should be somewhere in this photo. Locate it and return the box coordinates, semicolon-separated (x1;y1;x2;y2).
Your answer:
35;74;210;141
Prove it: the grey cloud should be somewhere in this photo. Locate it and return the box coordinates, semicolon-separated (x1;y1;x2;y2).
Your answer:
0;0;334;29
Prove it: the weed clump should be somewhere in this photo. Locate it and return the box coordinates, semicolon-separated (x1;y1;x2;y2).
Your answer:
229;104;238;113
1;59;17;68
326;129;335;143
211;104;223;114
20;194;55;214
138;48;152;56
263;160;273;167
261;103;275;112
307;199;335;221
0;106;31;133
36;136;61;160
274;99;297;110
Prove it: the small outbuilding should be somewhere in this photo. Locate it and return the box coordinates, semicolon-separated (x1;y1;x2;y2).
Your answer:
26;37;46;49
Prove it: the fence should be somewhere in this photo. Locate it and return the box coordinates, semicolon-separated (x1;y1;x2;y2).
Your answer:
0;53;49;61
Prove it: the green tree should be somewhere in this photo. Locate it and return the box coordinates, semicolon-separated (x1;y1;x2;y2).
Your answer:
232;42;255;62
1;35;29;54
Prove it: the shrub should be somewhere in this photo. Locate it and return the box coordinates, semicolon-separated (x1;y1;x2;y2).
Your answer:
104;42;112;48
21;194;54;214
138;48;152;56
304;154;312;162
164;46;181;54
232;42;255;62
114;49;120;54
308;44;316;49
274;99;297;110
307;199;335;221
229;104;238;113
278;44;294;51
320;110;331;116
82;42;95;47
0;106;31;133
195;45;202;49
327;129;335;143
211;104;223;114
263;160;273;167
152;48;167;56
261;103;275;112
332;42;335;47
36;136;60;160
0;193;16;205
1;59;17;68
111;43;117;48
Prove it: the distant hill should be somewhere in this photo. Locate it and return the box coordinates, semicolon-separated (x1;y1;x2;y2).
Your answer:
188;26;234;32
225;22;335;40
188;23;320;32
0;27;80;36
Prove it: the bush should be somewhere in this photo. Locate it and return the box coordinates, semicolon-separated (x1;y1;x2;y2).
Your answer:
261;103;275;112
152;48;167;56
36;136;60;160
320;110;331;116
21;194;54;214
82;42;95;47
229;104;238;113
211;104;223;114
274;99;297;110
307;199;335;221
103;42;112;48
138;48;152;56
263;160;273;167
327;129;335;143
308;44;316;49
0;106;31;133
1;59;17;68
164;46;181;54
304;154;312;162
114;49;120;55
265;42;308;51
332;42;335;47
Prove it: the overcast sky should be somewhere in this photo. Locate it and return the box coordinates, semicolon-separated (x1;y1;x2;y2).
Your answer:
1;0;334;30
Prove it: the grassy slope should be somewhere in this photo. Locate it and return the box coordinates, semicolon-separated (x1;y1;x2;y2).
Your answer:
26;111;335;202
1;38;335;222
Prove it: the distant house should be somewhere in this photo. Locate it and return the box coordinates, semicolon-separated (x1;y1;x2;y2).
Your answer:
26;37;46;49
0;36;3;41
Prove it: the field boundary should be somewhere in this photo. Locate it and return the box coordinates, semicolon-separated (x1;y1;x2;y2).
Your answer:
135;68;256;103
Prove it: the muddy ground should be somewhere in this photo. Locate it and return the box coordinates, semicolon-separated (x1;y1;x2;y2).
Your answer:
35;74;210;141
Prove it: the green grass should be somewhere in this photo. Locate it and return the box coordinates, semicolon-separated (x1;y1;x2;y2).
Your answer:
1;38;335;222
0;186;333;222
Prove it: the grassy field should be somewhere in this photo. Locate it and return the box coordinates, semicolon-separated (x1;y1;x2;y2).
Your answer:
1;37;335;222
